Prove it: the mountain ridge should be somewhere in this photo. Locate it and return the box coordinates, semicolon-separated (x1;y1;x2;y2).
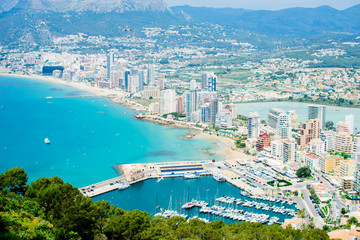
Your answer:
170;4;360;37
1;0;168;13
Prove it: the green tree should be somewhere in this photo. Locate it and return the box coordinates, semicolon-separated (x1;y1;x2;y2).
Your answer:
0;167;28;196
296;167;312;178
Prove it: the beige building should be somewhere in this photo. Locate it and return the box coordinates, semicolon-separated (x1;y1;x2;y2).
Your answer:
297;118;320;149
320;154;344;174
335;132;353;154
340;160;356;177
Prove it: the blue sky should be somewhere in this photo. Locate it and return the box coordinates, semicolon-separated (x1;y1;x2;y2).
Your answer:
165;0;360;10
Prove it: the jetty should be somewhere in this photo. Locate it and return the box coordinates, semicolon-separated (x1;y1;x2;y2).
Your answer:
80;160;212;197
79;159;270;198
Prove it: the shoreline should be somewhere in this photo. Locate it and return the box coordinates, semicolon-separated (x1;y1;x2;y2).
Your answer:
1;73;242;161
1;73;147;112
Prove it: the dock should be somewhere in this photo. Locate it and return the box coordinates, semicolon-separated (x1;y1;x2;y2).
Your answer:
79;159;269;197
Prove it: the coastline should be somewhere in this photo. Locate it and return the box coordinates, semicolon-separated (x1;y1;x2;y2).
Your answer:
1;73;241;161
0;73;147;112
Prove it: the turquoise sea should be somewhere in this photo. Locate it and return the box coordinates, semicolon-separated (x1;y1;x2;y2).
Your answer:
0;75;224;187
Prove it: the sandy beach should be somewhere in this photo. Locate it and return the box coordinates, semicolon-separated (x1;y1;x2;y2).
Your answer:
1;73;148;111
195;132;252;161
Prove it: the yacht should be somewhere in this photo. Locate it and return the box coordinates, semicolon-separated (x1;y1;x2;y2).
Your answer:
184;173;200;179
44;138;50;144
213;173;226;182
118;181;130;190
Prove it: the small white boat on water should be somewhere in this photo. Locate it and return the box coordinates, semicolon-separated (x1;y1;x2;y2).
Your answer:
118;181;130;190
184;173;200;179
213;173;226;182
44;138;50;144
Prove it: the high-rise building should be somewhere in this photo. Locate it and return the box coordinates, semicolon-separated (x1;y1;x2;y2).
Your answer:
271;140;283;160
296;118;321;149
248;112;260;139
177;96;183;113
308;105;326;129
209;99;219;124
138;70;145;91
208;73;217;92
335;132;353;154
267;108;285;129
124;70;131;91
201;73;209;90
142;86;160;99
337;121;350;134
147;65;155;85
160;89;177;115
277;112;292;140
224;103;237;120
345;114;355;135
157;78;164;90
283;140;296;164
256;132;271;152
201;103;211;123
215;109;232;128
107;52;114;79
320;130;336;152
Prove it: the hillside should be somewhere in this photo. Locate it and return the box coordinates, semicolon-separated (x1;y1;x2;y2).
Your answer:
171;5;360;37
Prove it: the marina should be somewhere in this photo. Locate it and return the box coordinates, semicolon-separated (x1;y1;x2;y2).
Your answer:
92;176;298;225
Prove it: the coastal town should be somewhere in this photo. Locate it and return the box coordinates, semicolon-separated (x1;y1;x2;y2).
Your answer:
2;36;360;237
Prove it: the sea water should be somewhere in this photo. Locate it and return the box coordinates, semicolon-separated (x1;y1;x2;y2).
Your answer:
93;176;296;224
0;76;224;187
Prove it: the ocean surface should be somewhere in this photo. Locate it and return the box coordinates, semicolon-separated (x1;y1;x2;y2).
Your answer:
0;76;224;187
236;101;360;130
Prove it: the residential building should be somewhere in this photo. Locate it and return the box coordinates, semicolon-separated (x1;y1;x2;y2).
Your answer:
271;140;283;160
160;89;177;115
306;138;325;155
201;72;209;90
308;105;326;129
208;73;217;92
248;112;261;139
277;112;292;140
297;118;321;149
320;130;336;152
345;114;355;134
335;132;353;154
142;85;160;99
268;108;285;129
215;109;232;128
148;102;160;114
320;154;344;174
147;65;155;85
305;153;320;172
337;121;350;134
283;140;296;164
256;132;271;152
340;160;356;177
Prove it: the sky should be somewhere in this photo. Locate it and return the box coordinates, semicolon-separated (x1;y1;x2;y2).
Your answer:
165;0;360;10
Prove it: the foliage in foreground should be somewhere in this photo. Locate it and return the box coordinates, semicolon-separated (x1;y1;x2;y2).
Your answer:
0;167;330;240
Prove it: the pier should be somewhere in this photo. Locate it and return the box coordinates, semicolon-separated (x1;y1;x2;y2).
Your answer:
80;160;213;197
79;159;272;198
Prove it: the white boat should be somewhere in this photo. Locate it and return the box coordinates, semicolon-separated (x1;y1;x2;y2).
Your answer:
213;173;226;182
184;173;200;179
118;181;130;190
44;138;50;144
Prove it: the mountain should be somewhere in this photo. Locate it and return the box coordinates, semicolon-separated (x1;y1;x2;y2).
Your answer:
171;5;360;37
2;0;168;13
